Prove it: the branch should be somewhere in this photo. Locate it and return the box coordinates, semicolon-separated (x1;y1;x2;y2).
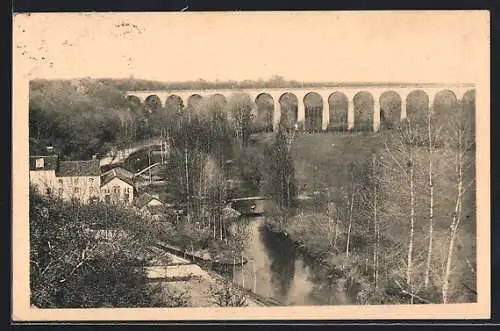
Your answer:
394;280;435;304
66;242;98;278
384;139;409;179
460;179;475;198
40;260;56;277
457;233;476;275
462;282;477;295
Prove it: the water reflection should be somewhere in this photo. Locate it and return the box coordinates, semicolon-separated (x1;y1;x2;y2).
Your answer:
259;224;296;300
222;217;352;306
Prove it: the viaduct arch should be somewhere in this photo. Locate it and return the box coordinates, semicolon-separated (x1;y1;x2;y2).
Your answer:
125;83;475;132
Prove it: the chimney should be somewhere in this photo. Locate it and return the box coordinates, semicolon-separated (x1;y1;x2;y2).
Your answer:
35;157;45;169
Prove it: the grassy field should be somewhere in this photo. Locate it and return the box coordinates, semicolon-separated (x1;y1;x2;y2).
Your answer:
291;133;384;193
250;132;384;195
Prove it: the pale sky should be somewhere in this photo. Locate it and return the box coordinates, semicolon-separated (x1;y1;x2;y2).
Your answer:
13;11;489;83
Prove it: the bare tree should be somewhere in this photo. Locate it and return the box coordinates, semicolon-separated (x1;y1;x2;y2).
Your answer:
441;101;475;303
263;125;298;229
424;103;442;289
226;93;254;148
228;221;251;255
344;163;358;265
370;152;382;289
206;279;248;307
326;195;338;249
383;119;420;302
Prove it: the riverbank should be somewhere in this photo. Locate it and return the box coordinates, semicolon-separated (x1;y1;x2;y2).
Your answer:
261;218;362;303
261;215;428;305
148;242;277;307
153;241;248;267
148;263;264;307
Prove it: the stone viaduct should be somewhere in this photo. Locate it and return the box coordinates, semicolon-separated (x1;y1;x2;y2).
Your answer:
125;83;476;132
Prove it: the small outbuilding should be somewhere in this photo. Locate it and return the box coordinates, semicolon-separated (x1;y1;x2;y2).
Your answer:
100;167;135;205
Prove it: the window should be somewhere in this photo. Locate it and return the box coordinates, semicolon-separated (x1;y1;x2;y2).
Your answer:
123;193;129;203
73;187;80;195
35;158;44;169
105;195;111;203
73;177;79;185
58;188;64;196
89;178;94;185
58;179;63;185
113;186;120;195
45;187;52;195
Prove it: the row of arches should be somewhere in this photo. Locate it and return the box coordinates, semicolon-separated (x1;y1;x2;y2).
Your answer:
127;89;476;132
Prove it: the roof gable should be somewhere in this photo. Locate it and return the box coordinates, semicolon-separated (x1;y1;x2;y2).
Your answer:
135;192;164;209
101;168;135;187
57;160;101;177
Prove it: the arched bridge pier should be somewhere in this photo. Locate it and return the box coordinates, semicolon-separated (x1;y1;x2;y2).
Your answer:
125;83;476;132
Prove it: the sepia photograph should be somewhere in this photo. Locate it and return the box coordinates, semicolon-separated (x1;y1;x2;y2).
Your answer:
12;11;490;321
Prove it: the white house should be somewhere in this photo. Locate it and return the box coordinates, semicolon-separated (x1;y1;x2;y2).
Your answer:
29;155;101;203
100;167;135;205
29;155;59;193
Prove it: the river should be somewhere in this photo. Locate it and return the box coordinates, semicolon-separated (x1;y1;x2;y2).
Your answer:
113;144;354;305
218;217;354;306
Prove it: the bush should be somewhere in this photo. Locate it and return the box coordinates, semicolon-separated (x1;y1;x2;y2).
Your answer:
29;187;189;308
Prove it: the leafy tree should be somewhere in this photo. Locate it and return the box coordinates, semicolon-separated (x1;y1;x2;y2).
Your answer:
29;79;131;159
29;186;189;308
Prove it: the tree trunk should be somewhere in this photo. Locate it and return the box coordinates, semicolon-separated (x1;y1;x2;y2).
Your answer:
333;218;340;250
372;152;379;289
148;146;152;183
425;107;434;289
241;253;245;288
345;189;355;262
374;181;379;289
407;148;415;304
220;215;223;241
199;157;203;220
213;215;216;239
328;215;334;248
286;176;291;209
184;147;190;221
442;130;464;304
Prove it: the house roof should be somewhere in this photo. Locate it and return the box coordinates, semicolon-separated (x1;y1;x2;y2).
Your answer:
101;167;135;187
222;206;241;220
29;155;59;171
135;192;164;209
57;160;101;177
111;167;134;179
145;205;168;215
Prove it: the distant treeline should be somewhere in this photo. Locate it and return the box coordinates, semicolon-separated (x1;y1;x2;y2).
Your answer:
31;76;438;92
29;77;274;160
